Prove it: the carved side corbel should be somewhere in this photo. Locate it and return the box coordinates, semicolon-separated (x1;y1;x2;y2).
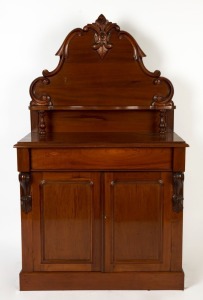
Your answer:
19;173;32;213
173;172;184;213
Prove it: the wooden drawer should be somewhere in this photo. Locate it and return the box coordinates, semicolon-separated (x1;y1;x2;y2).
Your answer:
31;148;172;170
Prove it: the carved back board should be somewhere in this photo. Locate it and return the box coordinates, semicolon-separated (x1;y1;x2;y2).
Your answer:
29;15;174;134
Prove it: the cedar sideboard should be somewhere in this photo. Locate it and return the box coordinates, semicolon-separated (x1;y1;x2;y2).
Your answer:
15;15;188;290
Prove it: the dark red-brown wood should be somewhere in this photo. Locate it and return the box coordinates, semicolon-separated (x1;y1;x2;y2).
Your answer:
14;14;188;290
29;15;174;110
20;271;184;291
32;172;101;272
31;148;172;170
104;172;172;272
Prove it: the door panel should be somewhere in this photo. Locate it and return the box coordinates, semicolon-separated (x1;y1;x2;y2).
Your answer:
32;172;101;271
104;172;172;272
113;181;162;262
32;171;172;272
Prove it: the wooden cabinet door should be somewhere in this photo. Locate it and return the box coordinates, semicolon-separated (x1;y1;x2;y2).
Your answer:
32;172;101;271
104;172;172;272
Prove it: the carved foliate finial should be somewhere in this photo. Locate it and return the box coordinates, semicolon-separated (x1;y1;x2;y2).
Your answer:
84;14;120;59
95;14;108;26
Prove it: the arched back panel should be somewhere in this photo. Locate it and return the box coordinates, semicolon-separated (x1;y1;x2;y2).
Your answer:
29;15;174;134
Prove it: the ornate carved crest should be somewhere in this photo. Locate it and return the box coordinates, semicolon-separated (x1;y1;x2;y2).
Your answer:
29;14;174;113
83;14;120;59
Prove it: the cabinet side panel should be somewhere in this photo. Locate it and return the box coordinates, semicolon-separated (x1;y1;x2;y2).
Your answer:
17;149;32;272
21;212;33;271
171;212;183;271
173;148;185;171
171;171;184;271
17;149;30;171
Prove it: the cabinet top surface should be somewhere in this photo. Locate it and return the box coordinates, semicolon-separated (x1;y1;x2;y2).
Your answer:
14;132;188;148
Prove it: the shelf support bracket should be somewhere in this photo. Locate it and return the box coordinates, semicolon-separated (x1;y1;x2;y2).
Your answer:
38;110;46;135
159;109;167;134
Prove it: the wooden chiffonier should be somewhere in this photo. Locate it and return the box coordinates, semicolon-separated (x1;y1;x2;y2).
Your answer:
14;15;188;290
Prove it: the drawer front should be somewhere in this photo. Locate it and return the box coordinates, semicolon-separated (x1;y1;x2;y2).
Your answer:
31;148;172;170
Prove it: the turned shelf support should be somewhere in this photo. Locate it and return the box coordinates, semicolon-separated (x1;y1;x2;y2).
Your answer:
38;110;46;135
159;109;167;134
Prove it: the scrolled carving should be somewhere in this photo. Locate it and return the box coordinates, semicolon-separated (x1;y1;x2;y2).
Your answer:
30;77;52;106
152;77;174;107
83;14;120;58
19;172;32;213
173;172;184;213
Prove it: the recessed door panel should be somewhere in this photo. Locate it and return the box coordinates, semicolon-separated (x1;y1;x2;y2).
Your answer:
104;172;172;272
32;172;101;271
41;180;92;261
113;181;162;262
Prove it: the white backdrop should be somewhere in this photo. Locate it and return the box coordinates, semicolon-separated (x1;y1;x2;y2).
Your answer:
0;0;203;299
